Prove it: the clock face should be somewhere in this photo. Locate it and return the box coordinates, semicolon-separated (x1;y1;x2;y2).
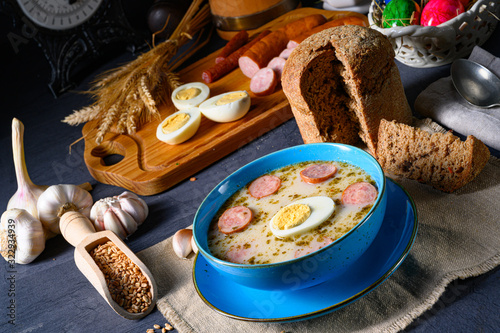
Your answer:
16;0;104;30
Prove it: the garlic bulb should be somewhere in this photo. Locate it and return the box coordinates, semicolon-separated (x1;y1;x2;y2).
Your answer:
7;118;47;220
6;118;92;241
37;184;93;234
172;229;193;259
0;209;45;265
90;191;148;239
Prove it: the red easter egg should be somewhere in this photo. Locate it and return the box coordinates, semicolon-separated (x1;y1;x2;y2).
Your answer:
421;0;465;26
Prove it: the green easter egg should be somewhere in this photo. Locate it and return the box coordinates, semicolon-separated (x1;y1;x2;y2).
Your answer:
382;0;419;28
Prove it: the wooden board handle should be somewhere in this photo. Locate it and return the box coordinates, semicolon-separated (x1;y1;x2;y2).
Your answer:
60;211;96;247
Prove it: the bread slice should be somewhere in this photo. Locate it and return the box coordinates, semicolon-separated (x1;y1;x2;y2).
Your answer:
376;119;490;192
281;25;412;155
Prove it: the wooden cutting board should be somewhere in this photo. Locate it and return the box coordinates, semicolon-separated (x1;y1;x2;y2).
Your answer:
82;8;368;196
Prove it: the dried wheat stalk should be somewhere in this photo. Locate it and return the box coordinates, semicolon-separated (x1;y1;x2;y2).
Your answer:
63;0;211;144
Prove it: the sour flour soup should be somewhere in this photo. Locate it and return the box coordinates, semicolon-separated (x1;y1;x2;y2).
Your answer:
208;161;377;264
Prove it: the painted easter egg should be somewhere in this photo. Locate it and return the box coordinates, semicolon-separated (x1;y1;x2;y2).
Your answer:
382;0;421;28
420;0;465;26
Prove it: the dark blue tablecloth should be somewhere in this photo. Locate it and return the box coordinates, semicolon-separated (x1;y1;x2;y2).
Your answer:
1;3;499;332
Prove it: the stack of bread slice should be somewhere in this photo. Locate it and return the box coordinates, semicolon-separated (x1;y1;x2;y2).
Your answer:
282;25;490;192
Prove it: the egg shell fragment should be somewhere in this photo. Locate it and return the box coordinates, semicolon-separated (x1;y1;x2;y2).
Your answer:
156;108;201;145
199;90;251;123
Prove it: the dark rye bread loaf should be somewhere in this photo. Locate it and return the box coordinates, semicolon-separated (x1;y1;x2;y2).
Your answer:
376;119;490;192
281;25;412;155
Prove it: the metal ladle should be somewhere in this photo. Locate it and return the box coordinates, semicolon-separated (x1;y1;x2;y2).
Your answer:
451;59;500;108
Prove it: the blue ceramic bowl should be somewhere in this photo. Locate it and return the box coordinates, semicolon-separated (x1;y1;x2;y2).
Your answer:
193;143;387;291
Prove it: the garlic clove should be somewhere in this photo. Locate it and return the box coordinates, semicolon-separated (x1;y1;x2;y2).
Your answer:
117;192;149;225
191;234;198;254
103;208;128;239
172;229;193;259
109;207;138;239
90;198;120;231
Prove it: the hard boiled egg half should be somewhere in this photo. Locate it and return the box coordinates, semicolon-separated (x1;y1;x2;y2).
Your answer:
269;196;335;238
156;108;201;145
171;82;210;110
199;90;251;123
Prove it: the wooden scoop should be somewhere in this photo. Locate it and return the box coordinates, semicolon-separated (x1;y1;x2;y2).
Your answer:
60;211;158;320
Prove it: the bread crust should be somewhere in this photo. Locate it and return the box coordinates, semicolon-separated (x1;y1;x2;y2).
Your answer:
282;25;412;155
376;119;490;192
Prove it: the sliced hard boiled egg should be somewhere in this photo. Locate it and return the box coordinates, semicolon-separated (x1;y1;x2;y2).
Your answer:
171;82;210;110
156;108;201;145
198;90;251;123
269;196;335;238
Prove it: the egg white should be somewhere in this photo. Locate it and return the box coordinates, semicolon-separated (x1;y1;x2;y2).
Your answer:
171;82;210;110
269;196;335;238
156;108;201;145
198;90;251;123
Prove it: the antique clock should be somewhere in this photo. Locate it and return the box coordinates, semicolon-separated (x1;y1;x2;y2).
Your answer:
2;0;149;97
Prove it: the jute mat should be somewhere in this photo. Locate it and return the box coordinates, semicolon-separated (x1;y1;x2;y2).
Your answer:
138;120;500;333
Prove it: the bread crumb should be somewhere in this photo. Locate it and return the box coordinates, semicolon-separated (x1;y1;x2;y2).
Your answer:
190;177;197;181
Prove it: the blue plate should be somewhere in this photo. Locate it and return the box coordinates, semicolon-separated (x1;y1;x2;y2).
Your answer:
193;178;418;322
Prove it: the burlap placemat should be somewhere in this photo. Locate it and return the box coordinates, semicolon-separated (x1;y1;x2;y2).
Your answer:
138;121;500;333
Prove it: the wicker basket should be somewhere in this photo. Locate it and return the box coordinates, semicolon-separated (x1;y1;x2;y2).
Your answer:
368;0;500;68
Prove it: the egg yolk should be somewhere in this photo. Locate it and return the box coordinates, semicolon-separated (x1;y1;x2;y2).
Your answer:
215;92;246;106
162;113;190;134
272;204;311;230
176;87;201;101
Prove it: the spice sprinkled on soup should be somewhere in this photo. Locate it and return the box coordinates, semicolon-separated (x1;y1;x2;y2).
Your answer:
207;161;377;264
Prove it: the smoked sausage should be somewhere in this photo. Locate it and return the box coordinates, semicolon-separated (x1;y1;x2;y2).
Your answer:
341;182;378;206
250;67;278;96
215;30;249;64
238;14;326;78
218;206;253;234
300;164;337;184
248;175;281;198
279;47;294;59
267;57;287;79
202;30;271;84
287;16;368;49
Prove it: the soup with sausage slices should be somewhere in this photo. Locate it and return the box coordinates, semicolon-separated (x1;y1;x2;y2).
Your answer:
207;161;378;265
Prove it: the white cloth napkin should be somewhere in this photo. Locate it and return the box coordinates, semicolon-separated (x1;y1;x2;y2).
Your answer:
414;46;500;151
